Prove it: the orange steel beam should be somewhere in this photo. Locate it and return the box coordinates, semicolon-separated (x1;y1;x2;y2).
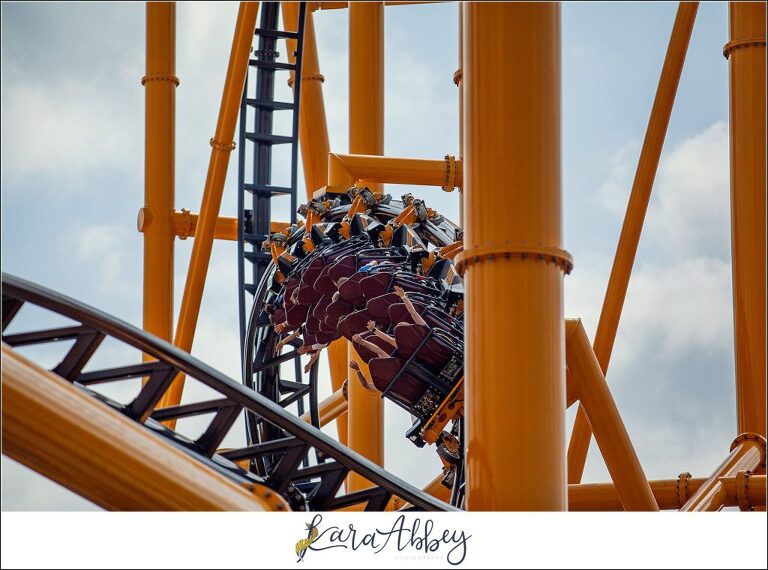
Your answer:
462;2;567;510
144;210;288;242
565;319;658;511
299;385;348;426
726;1;766;438
142;2;176;353
568;2;699;483
1;344;285;511
281;2;348;447
140;210;288;241
159;2;259;413
570;474;767;511
680;434;766;511
323;153;462;194
347;1;385;491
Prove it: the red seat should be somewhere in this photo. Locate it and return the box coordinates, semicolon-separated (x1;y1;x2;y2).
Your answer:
392;323;428;357
302;332;317;347
368;356;427;406
311;295;332;321
338;273;367;305
394;323;455;369
313;263;338;295
328;255;357;283
313;330;337;345
359;272;393;299
337;308;374;340
271;306;286;326
285;303;308;328
325;298;354;328
296;282;323;305
387;301;428;325
365;293;400;326
283;276;300;305
304;314;322;334
352;332;395;363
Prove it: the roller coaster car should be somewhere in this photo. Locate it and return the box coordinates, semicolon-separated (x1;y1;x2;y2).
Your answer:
374;326;464;448
261;193;466;454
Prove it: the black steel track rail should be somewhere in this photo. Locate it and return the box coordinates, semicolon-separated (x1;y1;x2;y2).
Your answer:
1;272;455;512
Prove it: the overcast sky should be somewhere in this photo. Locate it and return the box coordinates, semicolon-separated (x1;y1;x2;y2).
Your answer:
1;2;737;511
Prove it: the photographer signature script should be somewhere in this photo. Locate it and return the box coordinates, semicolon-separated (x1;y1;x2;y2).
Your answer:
295;513;470;565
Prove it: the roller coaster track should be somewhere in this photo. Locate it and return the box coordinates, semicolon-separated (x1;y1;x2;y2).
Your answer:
243;192;467;507
238;2;306;357
1;273;455;512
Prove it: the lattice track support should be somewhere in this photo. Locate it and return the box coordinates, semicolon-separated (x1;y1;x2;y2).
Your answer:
238;2;307;366
1;273;452;513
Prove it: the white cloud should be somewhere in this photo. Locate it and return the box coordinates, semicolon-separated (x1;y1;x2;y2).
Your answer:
568;121;736;482
620;256;733;359
74;224;138;299
595;121;731;263
0;65;142;193
579;120;733;355
177;2;238;70
648;121;731;261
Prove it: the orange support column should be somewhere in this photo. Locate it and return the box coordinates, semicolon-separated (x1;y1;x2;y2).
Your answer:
461;2;568;511
726;1;766;439
142;2;177;350
455;2;464;224
347;0;385;490
159;2;259;411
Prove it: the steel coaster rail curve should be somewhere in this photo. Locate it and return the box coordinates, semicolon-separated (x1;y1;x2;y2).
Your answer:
1;272;455;512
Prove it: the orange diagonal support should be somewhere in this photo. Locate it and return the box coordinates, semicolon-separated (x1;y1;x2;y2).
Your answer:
680;434;766;511
299;385;348;427
282;2;331;198
566;319;658;511
568;1;699;483
159;2;260;415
